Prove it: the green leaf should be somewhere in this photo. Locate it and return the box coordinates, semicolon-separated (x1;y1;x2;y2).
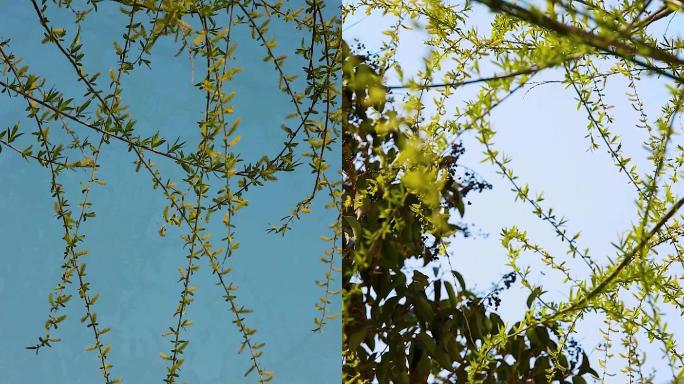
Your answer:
343;215;362;239
526;287;544;308
451;271;467;291
578;352;599;378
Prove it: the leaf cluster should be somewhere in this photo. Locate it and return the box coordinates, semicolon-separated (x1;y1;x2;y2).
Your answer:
341;44;596;384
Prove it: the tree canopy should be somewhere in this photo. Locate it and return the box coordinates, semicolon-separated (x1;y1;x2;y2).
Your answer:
343;0;684;382
342;44;599;383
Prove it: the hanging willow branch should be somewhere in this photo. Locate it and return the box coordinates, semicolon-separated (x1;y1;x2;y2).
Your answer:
0;0;340;383
343;0;684;382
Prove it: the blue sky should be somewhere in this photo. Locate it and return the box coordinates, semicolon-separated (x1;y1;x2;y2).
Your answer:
345;2;684;382
0;2;339;383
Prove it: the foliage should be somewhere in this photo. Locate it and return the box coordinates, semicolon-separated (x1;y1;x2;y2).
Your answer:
343;0;684;382
342;44;597;383
0;1;340;383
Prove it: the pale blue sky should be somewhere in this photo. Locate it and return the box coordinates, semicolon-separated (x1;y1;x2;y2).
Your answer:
345;3;684;382
0;1;339;383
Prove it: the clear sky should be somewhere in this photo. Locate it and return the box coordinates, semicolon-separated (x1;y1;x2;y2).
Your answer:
0;1;339;383
345;2;683;382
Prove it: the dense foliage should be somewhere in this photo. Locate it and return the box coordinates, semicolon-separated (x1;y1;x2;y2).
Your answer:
342;45;598;383
0;1;340;383
343;0;684;382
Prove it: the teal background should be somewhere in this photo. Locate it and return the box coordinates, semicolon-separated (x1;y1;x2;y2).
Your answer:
0;2;340;383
